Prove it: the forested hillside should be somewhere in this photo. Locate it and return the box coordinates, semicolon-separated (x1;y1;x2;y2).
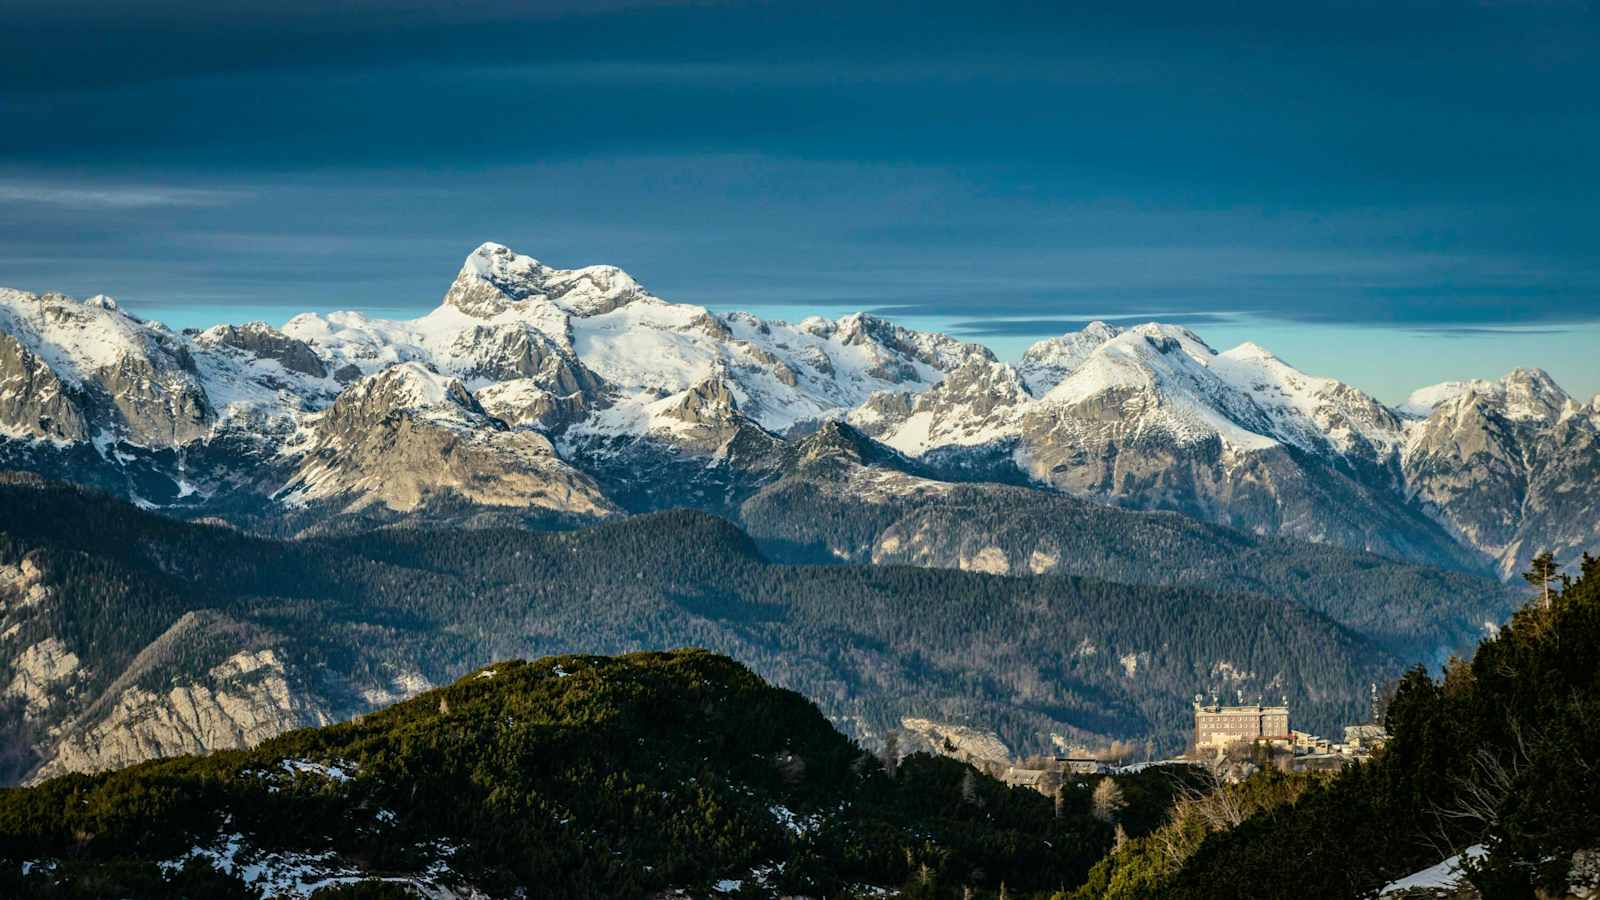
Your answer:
0;649;1194;898
0;474;1394;783
1073;555;1600;900
739;444;1517;660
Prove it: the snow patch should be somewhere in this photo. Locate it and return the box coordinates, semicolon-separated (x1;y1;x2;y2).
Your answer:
1379;845;1485;896
280;759;355;783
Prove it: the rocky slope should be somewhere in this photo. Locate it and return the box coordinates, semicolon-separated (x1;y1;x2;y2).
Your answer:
277;362;614;522
848;321;1597;576
0;245;1595;573
1401;369;1600;578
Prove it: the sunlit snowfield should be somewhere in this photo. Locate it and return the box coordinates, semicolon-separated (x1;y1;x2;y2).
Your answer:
117;296;1600;407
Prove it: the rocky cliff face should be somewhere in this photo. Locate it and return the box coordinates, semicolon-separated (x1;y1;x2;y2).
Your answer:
1;553;433;786
0;290;213;446
28;642;334;784
198;322;327;378
280;363;616;519
0;332;88;442
1403;371;1600;578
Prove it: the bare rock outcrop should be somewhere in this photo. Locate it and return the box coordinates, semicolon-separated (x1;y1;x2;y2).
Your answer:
28;645;333;783
282;362;615;518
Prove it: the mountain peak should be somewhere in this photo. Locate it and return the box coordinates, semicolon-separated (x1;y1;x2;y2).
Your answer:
1125;322;1215;356
338;362;485;426
1408;368;1572;424
795;419;905;468
1495;366;1569;422
1018;320;1124;395
1225;340;1276;361
444;243;649;319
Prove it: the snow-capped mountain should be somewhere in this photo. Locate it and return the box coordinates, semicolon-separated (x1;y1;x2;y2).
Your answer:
0;243;1594;576
0;244;992;525
845;322;1456;565
856;322;1406;462
845;321;1594;575
1402;369;1600;578
0;289;213;447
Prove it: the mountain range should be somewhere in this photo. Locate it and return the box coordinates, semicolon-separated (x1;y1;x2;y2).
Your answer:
1;243;1590;795
2;242;1594;579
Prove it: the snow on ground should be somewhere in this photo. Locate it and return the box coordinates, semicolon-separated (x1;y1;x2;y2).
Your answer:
162;833;480;899
1018;320;1121;395
1398;381;1475;418
280;759;356;783
768;804;821;836
0;289;157;384
1379;845;1485;896
1211;341;1404;455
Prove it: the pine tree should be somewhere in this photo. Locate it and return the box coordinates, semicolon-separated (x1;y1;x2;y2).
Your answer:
1523;551;1561;608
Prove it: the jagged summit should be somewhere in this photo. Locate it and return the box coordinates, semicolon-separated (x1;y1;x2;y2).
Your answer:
331;362;481;424
0;286;213;446
1399;367;1570;422
444;241;650;319
793;419;921;473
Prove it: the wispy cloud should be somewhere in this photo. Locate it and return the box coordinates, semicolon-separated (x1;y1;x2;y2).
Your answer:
0;182;247;209
1411;325;1576;337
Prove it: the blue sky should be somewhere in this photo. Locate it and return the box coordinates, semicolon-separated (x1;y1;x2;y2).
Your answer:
1;0;1596;402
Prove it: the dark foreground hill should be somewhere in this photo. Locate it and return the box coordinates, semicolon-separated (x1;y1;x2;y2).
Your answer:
0;474;1396;784
0;649;1194;899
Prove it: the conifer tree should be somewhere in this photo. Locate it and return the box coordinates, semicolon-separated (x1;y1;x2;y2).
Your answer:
1523;550;1561;608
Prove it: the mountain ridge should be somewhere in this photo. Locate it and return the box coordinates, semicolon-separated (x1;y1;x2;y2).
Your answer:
1;243;1595;576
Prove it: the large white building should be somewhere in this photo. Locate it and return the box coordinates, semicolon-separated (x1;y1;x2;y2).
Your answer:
1193;702;1291;749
